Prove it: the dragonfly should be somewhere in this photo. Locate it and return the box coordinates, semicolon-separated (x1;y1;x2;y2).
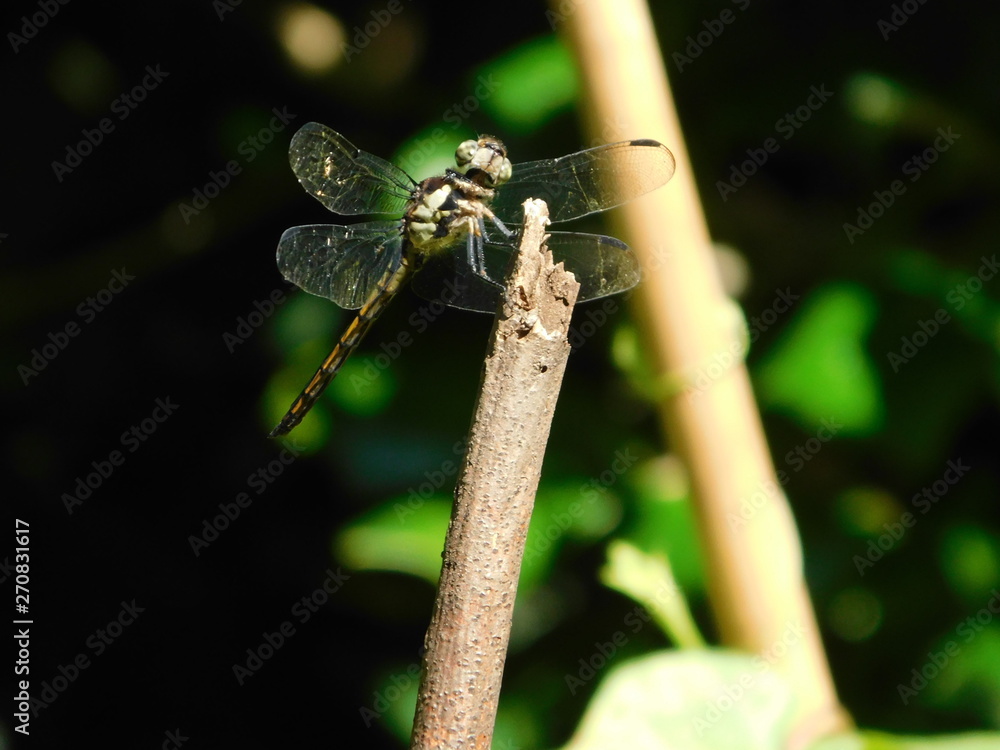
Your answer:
268;122;675;437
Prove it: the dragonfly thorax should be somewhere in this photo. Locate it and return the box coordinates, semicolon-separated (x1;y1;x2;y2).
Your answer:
404;173;499;255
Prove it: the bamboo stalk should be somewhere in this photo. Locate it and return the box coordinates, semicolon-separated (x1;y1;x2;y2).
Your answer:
409;199;580;750
555;0;852;741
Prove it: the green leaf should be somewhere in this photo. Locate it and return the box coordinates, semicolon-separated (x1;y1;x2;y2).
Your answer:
844;73;910;127
601;541;705;649
330;355;397;416
559;651;798;750
520;480;623;592
939;524;1000;600
619;455;706;592
334;497;451;583
271;290;340;352
755;282;884;435
479;36;578;132
811;730;1000;749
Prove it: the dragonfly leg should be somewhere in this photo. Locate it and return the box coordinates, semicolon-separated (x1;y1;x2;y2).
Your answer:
466;220;503;291
465;226;481;276
474;219;490;277
487;213;515;240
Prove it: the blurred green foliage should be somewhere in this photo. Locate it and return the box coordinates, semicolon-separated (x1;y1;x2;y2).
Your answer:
258;14;1000;747
755;282;884;434
261;19;1000;747
7;2;999;748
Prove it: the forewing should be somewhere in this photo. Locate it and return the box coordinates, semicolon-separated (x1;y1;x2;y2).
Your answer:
289;122;414;216
276;222;404;309
491;139;675;225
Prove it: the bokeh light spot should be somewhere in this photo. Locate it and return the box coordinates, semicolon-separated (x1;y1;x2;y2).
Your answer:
828;588;883;642
277;3;345;74
845;72;907;126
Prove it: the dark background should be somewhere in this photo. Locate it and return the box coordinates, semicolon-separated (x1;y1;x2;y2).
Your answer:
3;0;999;747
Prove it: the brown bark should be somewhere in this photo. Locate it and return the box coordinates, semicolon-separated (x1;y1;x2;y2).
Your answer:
409;199;580;750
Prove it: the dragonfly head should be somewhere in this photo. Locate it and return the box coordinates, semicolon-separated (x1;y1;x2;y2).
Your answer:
454;135;512;189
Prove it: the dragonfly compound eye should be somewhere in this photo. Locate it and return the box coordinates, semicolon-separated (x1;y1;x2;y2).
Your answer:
455;140;479;167
457;146;511;188
495;157;512;186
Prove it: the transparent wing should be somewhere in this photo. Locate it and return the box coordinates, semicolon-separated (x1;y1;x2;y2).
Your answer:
410;232;640;314
276;222;404;309
410;242;509;314
546;232;641;300
490;139;675;225
289;122;415;216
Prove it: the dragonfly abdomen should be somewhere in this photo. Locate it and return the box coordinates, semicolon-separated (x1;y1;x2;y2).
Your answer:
268;257;414;438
